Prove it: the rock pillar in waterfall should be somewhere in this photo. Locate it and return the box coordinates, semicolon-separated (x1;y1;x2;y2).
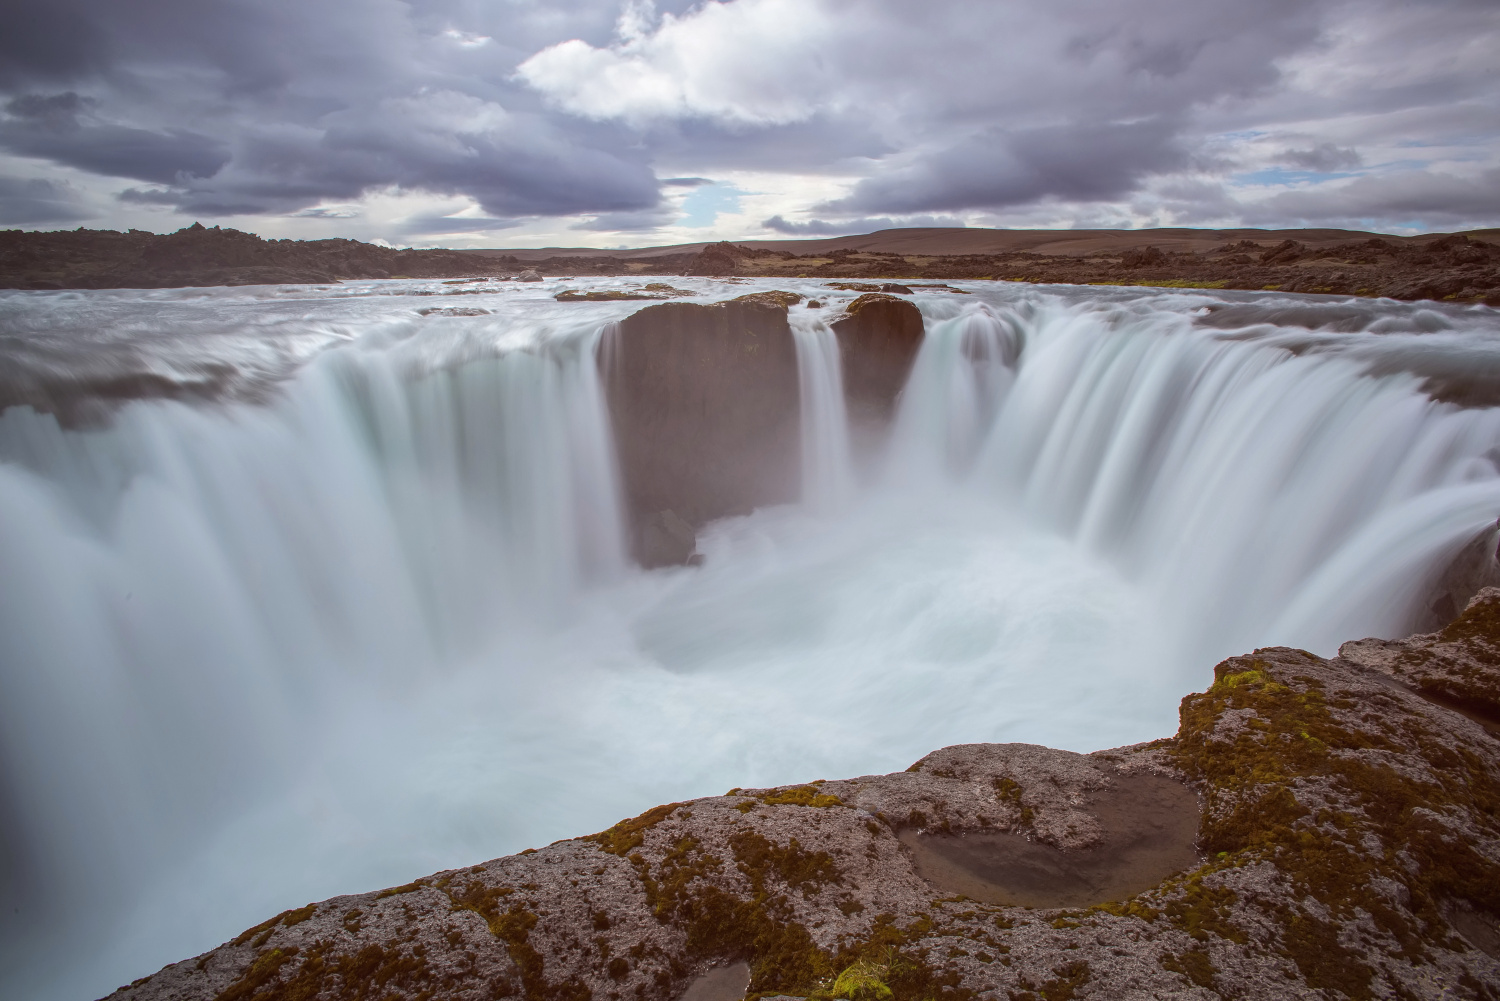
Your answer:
830;293;925;427
601;294;801;566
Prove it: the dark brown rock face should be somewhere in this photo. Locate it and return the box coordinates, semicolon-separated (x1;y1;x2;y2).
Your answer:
1419;520;1500;631
601;296;801;560
829;293;925;426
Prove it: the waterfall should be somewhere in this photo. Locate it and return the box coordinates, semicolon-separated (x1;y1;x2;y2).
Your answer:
1;279;1497;1001
893;294;1500;661
0;312;629;999
789;310;855;511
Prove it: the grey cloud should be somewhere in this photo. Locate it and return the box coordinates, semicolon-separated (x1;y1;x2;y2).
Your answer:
824;120;1188;215
0;95;230;184
396;213;524;240
0;2;110;89
761;216;853;236
1281;144;1363;172
0;176;90;224
662;177;713;187
1251;168;1500;226
762;214;966;236
0;0;1496;235
0;1;666;222
571;207;679;232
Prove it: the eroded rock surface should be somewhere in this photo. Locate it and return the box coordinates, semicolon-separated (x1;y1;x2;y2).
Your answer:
108;597;1500;1001
1341;585;1500;732
601;295;802;561
829;294;925;427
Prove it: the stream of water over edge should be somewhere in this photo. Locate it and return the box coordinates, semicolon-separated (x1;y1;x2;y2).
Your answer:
2;277;1499;999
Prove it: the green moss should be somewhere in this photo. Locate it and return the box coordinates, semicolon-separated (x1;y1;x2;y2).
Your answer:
280;905;316;927
213;939;439;1001
375;881;424;899
1007;960;1090;1001
585;802;685;856
991;779;1034;827
445;880;589;1001
757;786;846;809
827;957;894;1001
1159;949;1214;990
1165;649;1500;998
215;947;298;1001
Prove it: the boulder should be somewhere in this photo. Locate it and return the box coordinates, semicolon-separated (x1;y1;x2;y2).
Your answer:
1120;246;1166;268
683;242;743;277
517;269;542;282
601;294;802;562
636;510;702;569
829;293;925;426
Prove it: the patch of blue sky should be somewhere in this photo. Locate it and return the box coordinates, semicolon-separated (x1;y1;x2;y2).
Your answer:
679;183;744;227
1229;167;1362;188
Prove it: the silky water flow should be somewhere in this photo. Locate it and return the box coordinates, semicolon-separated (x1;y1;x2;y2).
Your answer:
1;278;1498;1000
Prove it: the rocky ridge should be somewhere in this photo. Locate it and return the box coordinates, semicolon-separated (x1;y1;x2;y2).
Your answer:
6;227;1500;305
0;223;493;288
108;591;1500;1001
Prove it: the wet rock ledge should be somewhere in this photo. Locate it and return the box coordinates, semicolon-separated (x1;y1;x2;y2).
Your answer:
110;592;1500;1000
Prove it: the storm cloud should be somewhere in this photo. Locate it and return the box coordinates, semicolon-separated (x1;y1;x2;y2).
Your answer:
0;0;1495;242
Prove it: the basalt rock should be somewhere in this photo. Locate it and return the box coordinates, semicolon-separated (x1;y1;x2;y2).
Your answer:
1341;585;1500;732
684;242;745;277
1417;520;1500;631
601;295;802;561
830;294;926;427
108;593;1500;1001
637;509;703;570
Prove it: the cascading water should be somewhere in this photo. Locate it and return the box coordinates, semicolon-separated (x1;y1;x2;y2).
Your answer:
1;278;1497;1001
789;310;855;511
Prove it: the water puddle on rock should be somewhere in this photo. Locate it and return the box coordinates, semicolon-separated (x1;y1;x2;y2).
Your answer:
899;774;1201;908
679;961;751;1001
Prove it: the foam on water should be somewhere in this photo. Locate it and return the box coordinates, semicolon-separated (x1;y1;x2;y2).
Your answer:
1;277;1498;1000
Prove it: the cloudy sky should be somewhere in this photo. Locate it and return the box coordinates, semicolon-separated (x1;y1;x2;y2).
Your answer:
1;0;1497;247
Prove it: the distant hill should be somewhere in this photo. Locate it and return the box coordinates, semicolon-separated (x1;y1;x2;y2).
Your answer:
0;222;494;289
465;226;1500;261
3;223;1498;303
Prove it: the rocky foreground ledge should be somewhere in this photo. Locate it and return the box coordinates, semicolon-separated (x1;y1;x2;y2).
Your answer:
109;594;1500;1001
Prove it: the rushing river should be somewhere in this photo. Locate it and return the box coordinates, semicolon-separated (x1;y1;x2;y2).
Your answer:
2;277;1499;1000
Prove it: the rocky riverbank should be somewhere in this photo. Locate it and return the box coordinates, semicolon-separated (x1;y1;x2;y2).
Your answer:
107;589;1500;1001
5;225;1500;305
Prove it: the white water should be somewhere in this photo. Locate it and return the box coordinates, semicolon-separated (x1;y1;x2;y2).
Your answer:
1;278;1497;1000
789;310;855;512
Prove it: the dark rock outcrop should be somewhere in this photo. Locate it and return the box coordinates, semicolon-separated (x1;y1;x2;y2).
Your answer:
683;242;745;277
108;591;1500;1001
1418;520;1500;631
1119;246;1166;268
829;293;926;426
601;295;802;561
0;223;497;288
1342;584;1500;732
636;510;702;569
